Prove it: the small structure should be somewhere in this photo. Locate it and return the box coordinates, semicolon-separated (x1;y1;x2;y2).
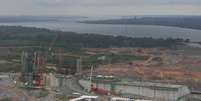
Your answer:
0;75;9;79
70;95;99;101
111;97;135;101
44;73;59;89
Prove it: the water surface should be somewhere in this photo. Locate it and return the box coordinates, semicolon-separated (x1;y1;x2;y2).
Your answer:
0;19;201;41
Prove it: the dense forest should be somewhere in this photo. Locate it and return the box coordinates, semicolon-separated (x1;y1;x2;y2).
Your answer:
80;16;201;30
0;26;188;50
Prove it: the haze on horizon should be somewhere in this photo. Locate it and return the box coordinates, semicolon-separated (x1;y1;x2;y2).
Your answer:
0;0;201;17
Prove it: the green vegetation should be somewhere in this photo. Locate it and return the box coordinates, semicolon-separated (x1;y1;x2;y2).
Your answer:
46;53;147;70
0;55;21;72
55;95;68;101
0;98;12;101
0;26;187;72
0;26;186;50
82;54;147;68
0;62;21;72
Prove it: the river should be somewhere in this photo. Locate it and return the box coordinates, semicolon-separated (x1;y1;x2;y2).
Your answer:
0;18;201;41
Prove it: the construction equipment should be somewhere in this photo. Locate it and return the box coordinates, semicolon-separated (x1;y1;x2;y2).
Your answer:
20;30;83;88
89;66;113;95
21;32;59;88
34;51;45;87
21;50;45;88
54;52;83;74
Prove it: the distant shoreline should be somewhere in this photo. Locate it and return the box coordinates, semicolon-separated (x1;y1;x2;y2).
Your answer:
1;16;201;42
80;16;201;30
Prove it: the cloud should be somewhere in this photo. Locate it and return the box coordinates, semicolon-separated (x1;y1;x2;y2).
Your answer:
0;0;200;16
34;0;66;5
31;0;201;7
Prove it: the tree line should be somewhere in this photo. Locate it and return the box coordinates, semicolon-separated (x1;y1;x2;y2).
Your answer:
0;26;188;50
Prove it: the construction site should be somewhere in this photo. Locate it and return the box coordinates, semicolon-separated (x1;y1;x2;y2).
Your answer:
1;0;201;99
0;44;200;101
0;33;201;101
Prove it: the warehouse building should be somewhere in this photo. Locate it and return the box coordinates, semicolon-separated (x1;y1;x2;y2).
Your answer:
79;79;190;101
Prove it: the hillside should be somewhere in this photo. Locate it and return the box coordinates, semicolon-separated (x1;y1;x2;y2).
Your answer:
0;26;187;50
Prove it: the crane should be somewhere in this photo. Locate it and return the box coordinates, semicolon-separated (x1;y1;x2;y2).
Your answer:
45;31;83;74
33;32;60;87
53;52;83;74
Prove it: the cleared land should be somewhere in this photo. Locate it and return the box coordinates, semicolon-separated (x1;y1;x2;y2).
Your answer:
83;46;201;91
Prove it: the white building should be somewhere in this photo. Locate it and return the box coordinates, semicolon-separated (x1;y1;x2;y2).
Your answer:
79;80;190;101
70;95;99;101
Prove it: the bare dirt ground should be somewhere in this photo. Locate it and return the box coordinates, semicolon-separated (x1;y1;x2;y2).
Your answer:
85;45;201;91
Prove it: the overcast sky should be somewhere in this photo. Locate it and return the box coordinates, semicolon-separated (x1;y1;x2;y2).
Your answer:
0;0;201;16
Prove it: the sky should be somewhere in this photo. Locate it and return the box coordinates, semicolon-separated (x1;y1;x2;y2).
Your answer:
0;0;201;16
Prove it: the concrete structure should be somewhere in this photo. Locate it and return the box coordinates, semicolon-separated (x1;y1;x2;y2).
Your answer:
0;75;9;79
110;97;135;101
179;92;201;101
76;57;82;73
70;95;99;101
79;79;190;101
44;73;69;90
44;73;59;89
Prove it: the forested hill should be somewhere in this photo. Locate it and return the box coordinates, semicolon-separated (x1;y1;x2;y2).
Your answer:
80;16;201;30
0;26;187;50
